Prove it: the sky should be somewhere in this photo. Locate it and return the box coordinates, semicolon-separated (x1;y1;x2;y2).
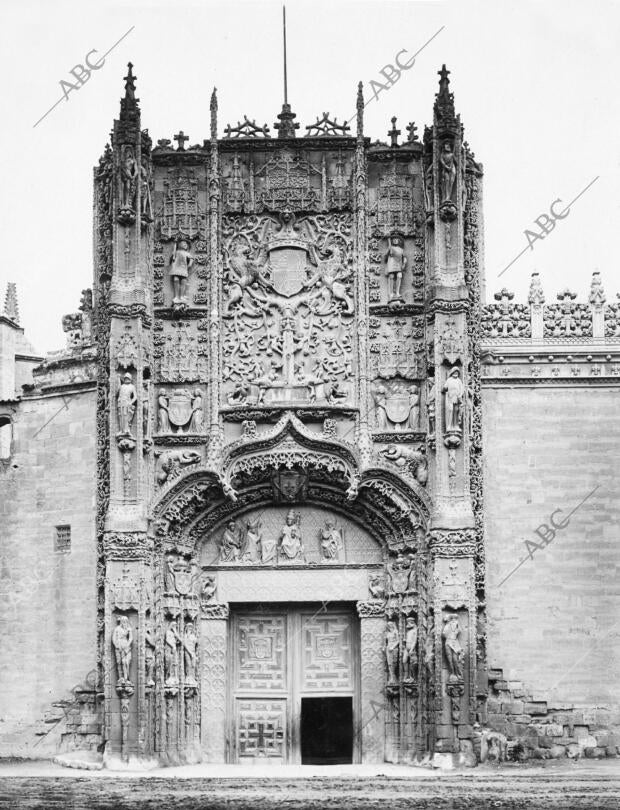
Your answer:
1;0;619;354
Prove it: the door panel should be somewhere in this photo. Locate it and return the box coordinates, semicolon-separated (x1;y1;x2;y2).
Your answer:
301;613;353;692
236;699;286;762
230;606;357;764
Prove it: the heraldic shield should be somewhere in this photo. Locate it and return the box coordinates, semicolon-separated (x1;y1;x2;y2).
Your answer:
168;389;193;428
269;246;307;296
385;393;410;425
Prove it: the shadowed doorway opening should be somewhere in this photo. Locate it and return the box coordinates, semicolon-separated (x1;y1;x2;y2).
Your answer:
300;697;353;764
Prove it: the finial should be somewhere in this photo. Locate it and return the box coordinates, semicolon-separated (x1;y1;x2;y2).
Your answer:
174;131;189;151
210;87;218;141
356;81;364;139
528;272;545;306
283;6;288;105
124;62;136;101
3;282;19;324
438;64;450;95
388;116;400;147
406;122;419;143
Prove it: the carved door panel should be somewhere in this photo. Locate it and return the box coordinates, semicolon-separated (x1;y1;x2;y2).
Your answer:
230;606;358;764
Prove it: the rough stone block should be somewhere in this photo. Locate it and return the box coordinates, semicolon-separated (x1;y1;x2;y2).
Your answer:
524;702;548;716
501;701;524;714
545;723;565;737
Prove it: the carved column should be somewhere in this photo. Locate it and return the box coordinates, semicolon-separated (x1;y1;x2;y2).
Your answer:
200;602;229;762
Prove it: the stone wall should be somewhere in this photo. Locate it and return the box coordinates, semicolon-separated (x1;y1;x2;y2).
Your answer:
483;385;620;733
0;387;98;755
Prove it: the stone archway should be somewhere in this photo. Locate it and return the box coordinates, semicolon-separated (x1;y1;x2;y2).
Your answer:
149;428;433;765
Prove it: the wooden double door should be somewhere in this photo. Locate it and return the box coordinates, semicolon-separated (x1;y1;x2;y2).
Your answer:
229;604;359;764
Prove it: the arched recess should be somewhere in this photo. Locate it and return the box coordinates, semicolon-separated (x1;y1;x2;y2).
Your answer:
149;423;435;765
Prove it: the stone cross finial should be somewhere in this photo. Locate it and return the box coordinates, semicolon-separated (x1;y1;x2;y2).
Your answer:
3;282;19;324
124;62;136;100
388;116;400;147
406;121;419;143
174;131;189;151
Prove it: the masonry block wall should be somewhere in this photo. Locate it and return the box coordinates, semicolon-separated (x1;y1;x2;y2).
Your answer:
0;388;97;754
483;386;620;728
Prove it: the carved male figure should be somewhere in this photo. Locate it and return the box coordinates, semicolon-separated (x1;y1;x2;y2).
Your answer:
120;146;138;209
169;239;194;304
112;615;133;683
242;518;262;563
164;556;177;593
164;619;182;683
384;232;407;302
145;620;155;687
219;520;242;562
442;367;464;433
183;622;198;682
117;373;138;435
442;614;464;679
139;156;152;219
385;620;400;683
402;617;418;680
427;381;436;434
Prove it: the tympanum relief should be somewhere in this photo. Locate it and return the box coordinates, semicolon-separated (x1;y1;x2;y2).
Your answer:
222;212;354;408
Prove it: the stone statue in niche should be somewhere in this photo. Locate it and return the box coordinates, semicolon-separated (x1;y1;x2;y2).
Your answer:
439;141;457;203
164;556;177;593
219;520;243;562
319;518;343;561
442;614;464;679
242;518;262;562
384;232;407;303
169;240;194;305
385;620;400;684
407;385;420;429
402;617;418;680
442;367;464;434
139;156;153;222
427;380;436;434
112;615;133;684
423;163;434;212
278;509;305;562
157;390;171;432
379;444;428;486
120;145;138;211
183;622;198;684
117;373;138;436
164;619;182;685
145;619;155;687
189;390;203;431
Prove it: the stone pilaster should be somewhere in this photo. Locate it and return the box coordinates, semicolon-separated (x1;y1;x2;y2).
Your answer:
200;603;229;762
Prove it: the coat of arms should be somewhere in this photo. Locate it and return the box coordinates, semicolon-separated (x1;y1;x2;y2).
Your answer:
168;389;193;429
385;392;410;425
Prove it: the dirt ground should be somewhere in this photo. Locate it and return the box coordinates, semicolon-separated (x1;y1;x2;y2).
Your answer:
1;759;619;809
